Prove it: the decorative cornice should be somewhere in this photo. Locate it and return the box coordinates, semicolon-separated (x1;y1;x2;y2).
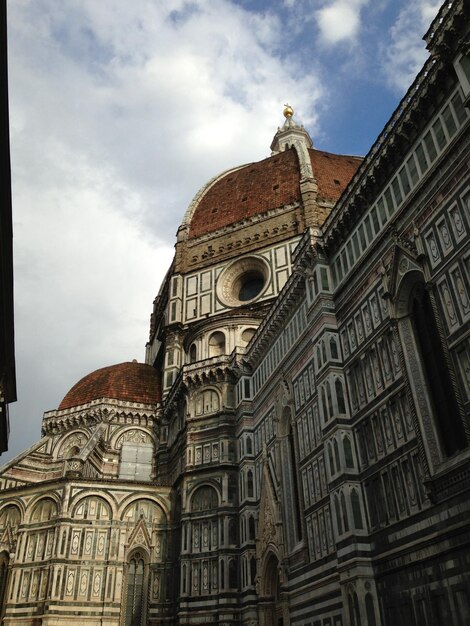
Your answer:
182;355;237;388
424;0;464;54
42;397;159;436
321;0;466;253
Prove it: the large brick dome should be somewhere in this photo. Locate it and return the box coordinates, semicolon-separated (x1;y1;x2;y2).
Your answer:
58;361;161;410
186;146;362;240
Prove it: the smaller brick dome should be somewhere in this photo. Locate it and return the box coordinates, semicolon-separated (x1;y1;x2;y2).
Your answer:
58;362;161;410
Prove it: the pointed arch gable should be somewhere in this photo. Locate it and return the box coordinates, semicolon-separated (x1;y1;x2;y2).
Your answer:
127;519;153;553
381;240;424;308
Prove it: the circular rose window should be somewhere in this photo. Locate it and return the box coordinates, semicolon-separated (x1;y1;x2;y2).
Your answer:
217;256;270;307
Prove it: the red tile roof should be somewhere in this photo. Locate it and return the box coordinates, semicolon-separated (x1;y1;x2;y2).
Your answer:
309;149;362;203
189;148;301;239
58;362;161;410
188;147;362;239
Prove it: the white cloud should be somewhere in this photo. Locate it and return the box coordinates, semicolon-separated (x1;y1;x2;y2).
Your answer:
4;0;324;461
316;0;370;45
381;0;441;93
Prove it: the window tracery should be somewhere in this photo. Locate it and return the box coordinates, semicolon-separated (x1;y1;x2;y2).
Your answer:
191;486;218;512
123;550;147;626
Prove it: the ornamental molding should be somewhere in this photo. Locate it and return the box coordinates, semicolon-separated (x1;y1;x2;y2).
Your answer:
0;522;16;556
183;357;236;388
380;233;425;310
115;428;153;449
184;200;301;248
127;518;152;553
256;458;284;566
320;0;466;251
42;398;158;436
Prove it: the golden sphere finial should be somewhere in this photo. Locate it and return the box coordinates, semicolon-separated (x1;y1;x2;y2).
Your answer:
283;104;294;118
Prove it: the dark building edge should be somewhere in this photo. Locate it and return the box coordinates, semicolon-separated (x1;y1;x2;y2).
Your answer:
0;0;16;453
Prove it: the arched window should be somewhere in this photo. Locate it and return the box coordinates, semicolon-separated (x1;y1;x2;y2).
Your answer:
322;341;327;363
328;443;335;475
365;592;377;626
66;445;80;458
31;498;58;522
349;592;361;626
343;436;354;468
0;551;10;618
124;551;147;626
248;516;255;540
228;475;237;500
410;284;466;456
330;336;339;360
335;495;342;535
228;559;238;589
335;379;346;414
241;328;256;345
75;496;111;521
246;436;253;455
0;505;21;529
317;346;322;369
321;386;329;421
351;489;363;529
220;560;225;589
333;439;341;471
247;470;254;498
250;556;257;585
289;424;303;541
191;486;218;512
189;343;197;363
341;491;349;532
228;518;237;544
326;381;334;416
208;331;226;357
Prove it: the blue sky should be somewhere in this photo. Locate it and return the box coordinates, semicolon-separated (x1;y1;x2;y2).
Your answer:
3;0;441;463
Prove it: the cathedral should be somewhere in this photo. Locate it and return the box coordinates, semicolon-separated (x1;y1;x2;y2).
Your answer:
0;1;469;625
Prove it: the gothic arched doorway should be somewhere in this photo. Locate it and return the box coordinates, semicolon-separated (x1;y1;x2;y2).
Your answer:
259;552;287;626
